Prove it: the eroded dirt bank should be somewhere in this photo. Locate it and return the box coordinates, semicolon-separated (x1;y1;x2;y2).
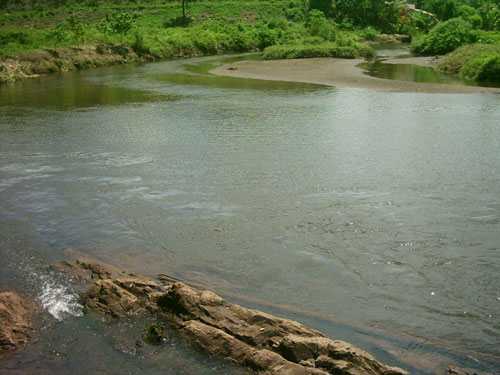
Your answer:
0;43;153;84
210;58;500;94
54;256;408;375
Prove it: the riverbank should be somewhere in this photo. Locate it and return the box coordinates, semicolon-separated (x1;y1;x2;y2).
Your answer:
211;57;500;93
0;43;156;83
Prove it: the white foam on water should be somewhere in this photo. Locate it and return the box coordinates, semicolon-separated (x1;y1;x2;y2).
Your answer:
38;275;83;321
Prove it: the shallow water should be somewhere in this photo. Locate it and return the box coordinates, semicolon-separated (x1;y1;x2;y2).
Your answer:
0;53;499;374
363;44;494;87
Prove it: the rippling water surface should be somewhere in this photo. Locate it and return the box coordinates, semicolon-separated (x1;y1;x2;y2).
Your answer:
0;53;499;374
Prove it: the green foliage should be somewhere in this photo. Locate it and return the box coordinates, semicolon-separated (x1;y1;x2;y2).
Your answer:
420;0;459;21
330;0;401;33
0;29;34;46
46;22;69;51
193;31;218;53
306;10;337;41
67;15;86;46
410;17;476;55
356;26;379;41
309;0;332;16
285;1;306;22
458;4;482;28
262;41;375;60
0;28;45;56
163;16;193;28
97;12;134;37
437;43;500;82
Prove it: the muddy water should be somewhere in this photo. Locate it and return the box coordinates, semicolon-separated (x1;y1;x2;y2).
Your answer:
0;53;499;374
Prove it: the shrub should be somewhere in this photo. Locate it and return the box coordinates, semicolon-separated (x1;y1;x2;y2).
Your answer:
0;30;34;46
437;43;500;83
410;18;476;55
46;23;70;52
458;5;482;29
473;55;500;82
163;15;193;28
193;32;218;53
306;9;337;41
357;26;379;41
262;41;374;60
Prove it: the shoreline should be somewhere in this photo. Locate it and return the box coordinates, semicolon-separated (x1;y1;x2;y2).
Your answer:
210;57;500;94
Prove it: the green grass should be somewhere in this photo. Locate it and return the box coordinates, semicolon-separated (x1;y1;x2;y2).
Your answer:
0;0;383;65
437;43;500;82
262;41;375;60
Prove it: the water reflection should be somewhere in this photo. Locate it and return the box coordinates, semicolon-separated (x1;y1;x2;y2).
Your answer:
361;60;476;86
0;72;176;109
154;54;325;92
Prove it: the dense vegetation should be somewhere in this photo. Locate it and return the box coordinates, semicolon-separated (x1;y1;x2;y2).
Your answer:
410;17;500;55
437;43;500;82
1;0;500;83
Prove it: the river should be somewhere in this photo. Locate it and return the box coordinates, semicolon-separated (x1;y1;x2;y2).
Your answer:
0;52;499;374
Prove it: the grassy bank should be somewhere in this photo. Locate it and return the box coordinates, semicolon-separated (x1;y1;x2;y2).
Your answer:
4;0;499;85
0;43;149;83
0;1;389;83
437;43;500;83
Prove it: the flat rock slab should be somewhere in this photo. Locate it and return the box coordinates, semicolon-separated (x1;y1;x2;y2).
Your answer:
56;257;409;375
0;291;38;356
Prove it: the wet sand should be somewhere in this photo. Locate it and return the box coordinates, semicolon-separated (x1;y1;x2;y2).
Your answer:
211;57;500;94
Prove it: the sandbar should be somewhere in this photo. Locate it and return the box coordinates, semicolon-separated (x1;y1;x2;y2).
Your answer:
211;57;500;94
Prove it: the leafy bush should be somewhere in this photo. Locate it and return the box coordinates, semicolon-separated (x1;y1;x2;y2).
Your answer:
163;15;193;28
472;55;500;82
306;9;337;41
193;31;218;53
357;26;379;41
97;13;134;37
0;30;34;46
410;18;476;55
458;5;482;28
45;23;70;51
262;41;374;60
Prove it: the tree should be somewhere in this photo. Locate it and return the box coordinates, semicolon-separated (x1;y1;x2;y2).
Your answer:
46;23;69;53
67;15;86;48
182;0;187;18
97;13;134;41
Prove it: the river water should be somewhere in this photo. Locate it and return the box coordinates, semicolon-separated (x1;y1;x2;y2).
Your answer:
0;52;499;374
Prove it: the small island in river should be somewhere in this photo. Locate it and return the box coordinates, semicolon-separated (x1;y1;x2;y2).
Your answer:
211;57;500;94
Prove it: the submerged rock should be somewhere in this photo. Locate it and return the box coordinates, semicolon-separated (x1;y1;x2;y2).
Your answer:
0;291;38;356
56;257;409;375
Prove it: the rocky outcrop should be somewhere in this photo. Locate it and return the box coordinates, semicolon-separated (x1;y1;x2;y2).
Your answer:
53;257;162;318
157;282;408;375
56;257;409;375
0;291;38;356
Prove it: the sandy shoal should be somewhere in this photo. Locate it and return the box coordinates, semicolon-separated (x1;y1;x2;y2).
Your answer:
210;57;500;94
